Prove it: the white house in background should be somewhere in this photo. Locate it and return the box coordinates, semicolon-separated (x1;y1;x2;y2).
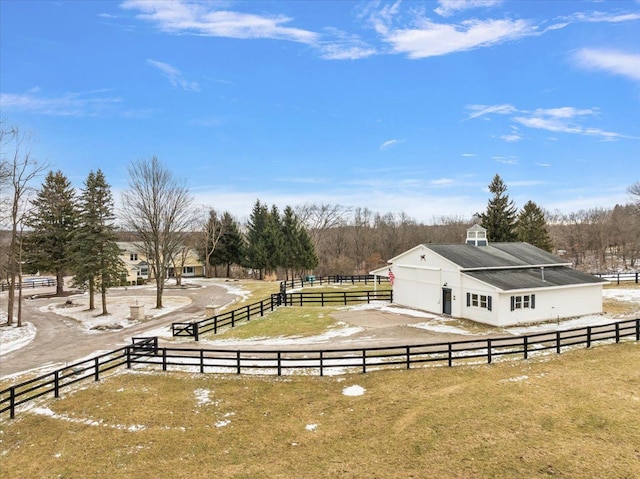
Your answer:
117;242;205;285
371;225;606;327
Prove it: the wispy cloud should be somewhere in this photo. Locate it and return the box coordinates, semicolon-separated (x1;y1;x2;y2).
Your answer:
500;133;523;142
434;0;503;18
121;0;319;43
566;11;640;24
318;29;377;60
492;156;518;165
380;139;401;150
573;48;640;82
467;104;633;141
0;89;122;116
147;59;200;91
465;104;517;120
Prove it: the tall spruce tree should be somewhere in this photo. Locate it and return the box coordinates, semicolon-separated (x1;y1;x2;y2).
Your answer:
516;200;553;252
245;200;269;279
281;206;318;279
71;170;124;314
24;170;77;295
210;212;245;277
479;174;518;242
264;205;284;277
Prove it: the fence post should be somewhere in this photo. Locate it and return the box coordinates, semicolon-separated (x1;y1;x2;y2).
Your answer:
277;352;282;377
194;322;199;342
362;349;367;374
343;292;347;305
406;346;411;369
126;347;131;368
54;371;60;398
260;300;264;317
487;339;492;364
586;327;592;348
9;387;16;419
94;357;100;381
162;348;167;371
448;343;453;367
523;336;528;359
231;310;235;328
636;318;640;341
319;351;324;377
556;331;561;354
200;349;205;374
615;322;620;343
246;305;251;321
367;291;371;304
237;351;241;374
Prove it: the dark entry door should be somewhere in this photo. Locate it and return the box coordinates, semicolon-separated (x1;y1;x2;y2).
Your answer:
442;288;452;315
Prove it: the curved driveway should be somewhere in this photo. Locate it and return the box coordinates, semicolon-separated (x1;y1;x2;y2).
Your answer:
0;281;236;377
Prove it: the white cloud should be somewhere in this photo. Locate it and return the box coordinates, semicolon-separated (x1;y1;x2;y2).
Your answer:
379;139;400;150
465;103;517;119
121;0;319;43
430;178;455;186
461;153;476;157
467;104;631;140
500;133;523;142
381;18;537;58
434;0;503;17
568;11;640;24
492;156;518;165
573;48;640;82
147;59;200;91
0;90;122;116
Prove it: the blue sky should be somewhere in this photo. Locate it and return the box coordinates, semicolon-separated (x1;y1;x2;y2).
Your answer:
1;0;639;223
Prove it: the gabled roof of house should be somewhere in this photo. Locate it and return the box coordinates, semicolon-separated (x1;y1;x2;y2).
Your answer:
424;242;569;270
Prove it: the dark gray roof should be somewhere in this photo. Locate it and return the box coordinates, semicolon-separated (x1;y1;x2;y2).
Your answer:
424;242;568;269
464;266;606;291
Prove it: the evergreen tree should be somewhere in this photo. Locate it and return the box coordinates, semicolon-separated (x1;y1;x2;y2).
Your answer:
517;200;554;252
245;200;269;278
71;170;124;314
479;174;518;242
263;205;284;276
281;206;318;278
24;170;77;295
210;212;245;277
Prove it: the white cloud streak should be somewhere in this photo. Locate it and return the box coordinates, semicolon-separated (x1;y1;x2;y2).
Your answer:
0;90;122;116
573;48;640;82
434;0;503;17
121;0;319;43
147;59;200;91
380;139;400;150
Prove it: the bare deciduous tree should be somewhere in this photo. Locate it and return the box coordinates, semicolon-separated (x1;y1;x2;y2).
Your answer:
120;157;196;308
0;123;47;326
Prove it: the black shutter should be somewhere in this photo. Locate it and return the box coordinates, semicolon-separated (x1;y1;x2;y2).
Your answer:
531;294;536;309
510;296;515;311
467;293;471;307
488;296;492;311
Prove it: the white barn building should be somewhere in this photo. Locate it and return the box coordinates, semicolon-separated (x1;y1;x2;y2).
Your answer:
371;225;606;327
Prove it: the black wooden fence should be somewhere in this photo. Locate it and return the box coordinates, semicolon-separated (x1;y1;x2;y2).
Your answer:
172;275;392;340
2;319;639;420
0;278;56;292
594;272;639;284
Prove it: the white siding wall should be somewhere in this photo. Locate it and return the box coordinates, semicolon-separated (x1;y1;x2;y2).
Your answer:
493;284;603;327
460;275;500;325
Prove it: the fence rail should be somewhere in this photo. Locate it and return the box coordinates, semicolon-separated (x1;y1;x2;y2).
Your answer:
594;272;639;284
282;290;393;306
3;319;638;420
280;274;389;292
0;278;57;292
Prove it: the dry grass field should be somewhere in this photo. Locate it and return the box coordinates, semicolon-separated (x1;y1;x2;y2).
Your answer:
2;342;639;478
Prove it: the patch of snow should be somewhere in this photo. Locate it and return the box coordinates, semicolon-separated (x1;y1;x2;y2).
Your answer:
305;423;318;431
342;385;366;396
501;375;529;383
602;289;640;302
200;325;364;347
505;315;618;336
0;321;36;355
39;295;191;332
194;388;211;406
215;419;231;428
409;320;477;336
31;406;146;431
